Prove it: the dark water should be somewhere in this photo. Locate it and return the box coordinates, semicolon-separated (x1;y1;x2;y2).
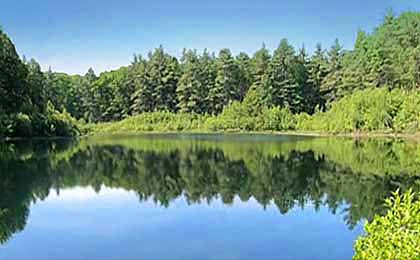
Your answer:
1;134;420;260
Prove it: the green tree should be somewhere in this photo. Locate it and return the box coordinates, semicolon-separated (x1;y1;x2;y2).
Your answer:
307;43;328;111
25;59;47;114
250;45;271;92
265;39;298;110
176;49;204;113
209;49;239;114
197;49;216;113
321;39;344;104
0;29;28;113
148;47;180;112
131;55;153;114
81;68;98;122
236;52;252;101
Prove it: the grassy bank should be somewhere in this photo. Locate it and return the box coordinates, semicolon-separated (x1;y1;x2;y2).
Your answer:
90;88;420;138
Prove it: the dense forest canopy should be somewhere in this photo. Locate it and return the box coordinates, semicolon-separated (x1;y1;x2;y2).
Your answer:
1;11;420;137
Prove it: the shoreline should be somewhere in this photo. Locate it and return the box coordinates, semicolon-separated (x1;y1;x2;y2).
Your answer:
2;130;420;141
87;130;420;140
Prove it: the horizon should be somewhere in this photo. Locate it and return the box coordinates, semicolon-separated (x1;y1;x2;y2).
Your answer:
1;0;419;75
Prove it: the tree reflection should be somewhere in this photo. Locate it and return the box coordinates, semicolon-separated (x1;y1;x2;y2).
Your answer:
1;135;420;244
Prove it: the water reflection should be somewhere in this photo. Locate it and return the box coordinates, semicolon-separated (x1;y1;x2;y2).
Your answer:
1;134;420;247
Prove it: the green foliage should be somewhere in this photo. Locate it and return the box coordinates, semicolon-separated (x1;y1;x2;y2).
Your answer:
93;87;420;135
92;111;208;133
176;49;209;113
209;49;240;114
296;88;420;133
0;29;79;138
45;101;80;137
265;39;307;113
342;12;420;91
0;29;28;114
354;190;420;260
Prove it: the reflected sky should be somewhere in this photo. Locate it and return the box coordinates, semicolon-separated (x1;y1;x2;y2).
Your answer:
0;186;363;260
2;134;418;260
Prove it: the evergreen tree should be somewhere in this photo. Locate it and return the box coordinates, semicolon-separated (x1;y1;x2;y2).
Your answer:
25;59;47;114
209;49;239;114
147;47;180;112
250;45;271;92
197;49;216;113
131;55;153;114
265;39;297;110
176;50;203;113
321;39;344;104
0;29;28;113
292;46;309;113
307;43;328;111
236;52;252;101
109;67;132;120
82;68;98;122
91;72;114;122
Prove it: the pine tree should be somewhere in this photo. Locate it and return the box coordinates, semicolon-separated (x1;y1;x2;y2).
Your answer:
0;29;28;113
307;43;328;111
131;55;153;114
80;68;98;122
198;49;216;113
176;49;203;113
321;39;344;104
292;46;309;113
265;39;297;109
92;73;114;122
236;52;252;101
209;49;239;114
25;59;47;114
147;47;180;112
250;45;271;92
109;67;132;120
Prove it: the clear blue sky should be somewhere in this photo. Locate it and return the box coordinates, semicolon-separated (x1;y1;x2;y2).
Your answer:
1;0;419;75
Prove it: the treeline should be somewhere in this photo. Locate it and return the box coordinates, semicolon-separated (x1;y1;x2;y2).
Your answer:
2;11;420;137
27;12;420;123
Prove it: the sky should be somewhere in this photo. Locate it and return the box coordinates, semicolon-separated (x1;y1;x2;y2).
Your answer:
1;0;419;75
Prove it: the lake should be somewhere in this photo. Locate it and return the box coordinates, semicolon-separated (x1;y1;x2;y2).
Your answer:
1;134;419;260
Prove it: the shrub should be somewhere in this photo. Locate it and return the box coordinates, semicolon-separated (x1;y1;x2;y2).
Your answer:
354;190;420;260
295;88;420;133
0;102;80;138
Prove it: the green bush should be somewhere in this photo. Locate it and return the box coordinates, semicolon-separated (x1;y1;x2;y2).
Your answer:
46;102;80;137
0;102;80;138
295;88;420;133
92;111;207;134
354;190;420;260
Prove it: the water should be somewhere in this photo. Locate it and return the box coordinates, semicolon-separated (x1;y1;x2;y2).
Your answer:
1;134;419;260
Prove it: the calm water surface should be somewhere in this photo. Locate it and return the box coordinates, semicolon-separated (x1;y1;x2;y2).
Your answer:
1;134;419;260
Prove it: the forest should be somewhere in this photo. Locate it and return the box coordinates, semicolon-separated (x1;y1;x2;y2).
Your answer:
1;11;420;137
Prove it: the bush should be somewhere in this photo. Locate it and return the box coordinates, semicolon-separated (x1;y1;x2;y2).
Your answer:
92;111;207;134
0;102;80;138
295;88;420;133
46;102;80;137
354;190;420;260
